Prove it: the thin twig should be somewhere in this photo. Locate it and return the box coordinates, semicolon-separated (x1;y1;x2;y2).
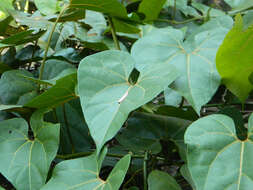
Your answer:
108;17;121;50
38;5;69;81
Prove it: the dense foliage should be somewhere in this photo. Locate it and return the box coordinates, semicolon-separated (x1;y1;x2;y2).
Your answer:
0;0;253;189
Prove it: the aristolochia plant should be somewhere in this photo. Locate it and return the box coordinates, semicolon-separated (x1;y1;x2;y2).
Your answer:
0;0;252;190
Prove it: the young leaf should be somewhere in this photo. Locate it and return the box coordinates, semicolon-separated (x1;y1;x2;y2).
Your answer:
69;0;128;18
0;109;60;190
148;170;182;190
42;150;131;190
78;50;178;152
216;15;253;102
132;16;233;114
185;113;253;190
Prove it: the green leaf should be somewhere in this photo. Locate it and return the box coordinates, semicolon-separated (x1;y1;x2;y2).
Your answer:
156;105;198;121
148;170;182;190
216;15;253;102
180;164;196;190
41;59;75;80
132;16;233;113
0;109;60;190
42;151;131;190
25;73;77;109
164;88;182;107
0;70;37;105
225;0;253;11
185;113;253;190
34;0;60;15
166;0;200;17
0;62;11;74
69;0;128;18
138;0;166;21
45;99;93;154
0;30;45;47
249;72;253;85
116;112;190;158
78;50;178;151
112;17;140;34
0;0;14;19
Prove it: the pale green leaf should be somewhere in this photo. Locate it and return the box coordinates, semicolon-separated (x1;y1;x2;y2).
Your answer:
148;170;182;190
185;113;253;190
132;16;233;113
42;151;131;190
225;0;253;11
0;109;60;190
34;0;60;15
78;50;178;151
216;15;253;102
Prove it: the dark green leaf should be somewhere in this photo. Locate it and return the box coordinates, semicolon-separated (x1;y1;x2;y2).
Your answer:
69;0;128;18
148;170;182;190
0;70;37;105
25;73;77;109
116;112;190;159
138;0;166;21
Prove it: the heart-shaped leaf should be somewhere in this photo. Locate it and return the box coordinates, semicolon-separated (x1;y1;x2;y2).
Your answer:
148;170;182;190
185;113;253;190
131;16;233;113
78;50;178;151
0;109;60;190
42;150;131;190
216;15;253;102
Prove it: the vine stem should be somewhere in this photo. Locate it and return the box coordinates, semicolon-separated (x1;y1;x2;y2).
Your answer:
143;151;148;190
57;151;165;161
38;5;69;81
108;17;121;50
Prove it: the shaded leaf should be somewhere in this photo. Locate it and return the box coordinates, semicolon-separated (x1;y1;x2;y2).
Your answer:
69;0;128;18
25;73;77;109
164;87;182;107
148;170;182;190
116;112;191;158
78;50;178;152
0;70;36;105
138;0;166;21
34;0;60;15
0;62;11;74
